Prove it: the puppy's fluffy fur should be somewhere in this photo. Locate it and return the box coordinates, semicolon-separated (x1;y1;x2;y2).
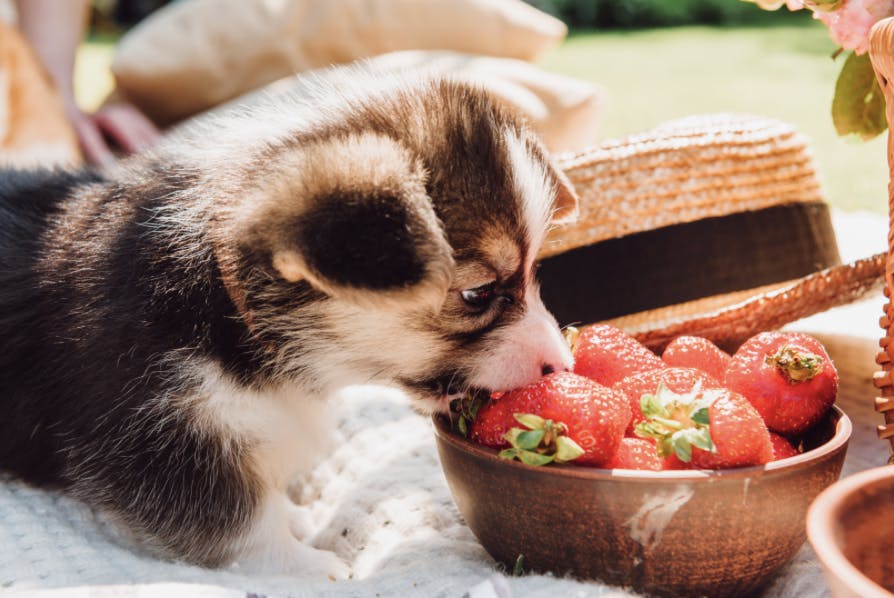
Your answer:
0;68;577;575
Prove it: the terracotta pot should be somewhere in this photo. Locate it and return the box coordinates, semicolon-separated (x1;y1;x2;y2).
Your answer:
433;406;851;598
808;465;894;598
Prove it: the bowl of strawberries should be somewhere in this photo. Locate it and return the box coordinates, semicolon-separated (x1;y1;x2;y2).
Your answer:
433;325;852;597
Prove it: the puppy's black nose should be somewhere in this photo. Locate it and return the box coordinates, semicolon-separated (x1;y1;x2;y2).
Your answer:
541;364;555;376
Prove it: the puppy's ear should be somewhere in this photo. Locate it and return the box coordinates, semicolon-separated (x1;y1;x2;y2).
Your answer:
549;163;579;225
259;133;454;311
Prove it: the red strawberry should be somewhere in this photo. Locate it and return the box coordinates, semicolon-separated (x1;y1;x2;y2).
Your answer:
661;336;730;382
605;437;663;471
725;331;838;435
635;383;773;469
573;324;665;387
469;372;631;467
614;367;721;435
662;452;692;470
769;432;800;461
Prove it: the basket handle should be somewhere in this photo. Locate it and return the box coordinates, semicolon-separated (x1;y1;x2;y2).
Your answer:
868;17;894;454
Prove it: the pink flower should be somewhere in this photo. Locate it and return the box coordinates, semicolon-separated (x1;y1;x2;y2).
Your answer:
813;0;894;55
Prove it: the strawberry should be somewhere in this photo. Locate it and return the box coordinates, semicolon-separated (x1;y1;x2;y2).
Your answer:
725;331;838;435
604;437;663;471
662;452;692;471
635;383;773;469
573;324;665;387
469;372;631;467
769;432;800;461
614;367;721;435
661;335;730;382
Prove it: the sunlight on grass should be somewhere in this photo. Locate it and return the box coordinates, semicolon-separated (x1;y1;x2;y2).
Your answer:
540;22;889;213
74;38;115;112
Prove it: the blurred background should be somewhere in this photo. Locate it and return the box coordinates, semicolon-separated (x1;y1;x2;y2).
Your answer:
77;0;887;214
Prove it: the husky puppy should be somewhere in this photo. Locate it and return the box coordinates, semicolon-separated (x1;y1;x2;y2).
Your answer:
0;69;577;576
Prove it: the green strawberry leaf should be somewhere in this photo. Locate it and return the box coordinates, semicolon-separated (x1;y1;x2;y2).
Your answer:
517;450;556;467
634;421;664;441
691;407;710;426
640;391;668;420
832;52;887;141
499;448;520;461
682;427;715;453
515;429;545;451
656;436;675;459
670;431;694;463
456;416;469;437
500;416;583;466
514;413;545;430
555;436;585;463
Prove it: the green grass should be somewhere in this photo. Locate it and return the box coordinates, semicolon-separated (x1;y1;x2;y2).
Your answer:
539;21;889;213
76;21;888;212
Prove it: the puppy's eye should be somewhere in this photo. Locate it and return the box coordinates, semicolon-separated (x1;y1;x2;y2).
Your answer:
460;282;498;309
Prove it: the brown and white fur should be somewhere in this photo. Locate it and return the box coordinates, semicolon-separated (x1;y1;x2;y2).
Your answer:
0;67;578;577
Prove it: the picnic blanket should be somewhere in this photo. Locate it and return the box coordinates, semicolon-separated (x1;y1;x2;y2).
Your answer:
1;210;889;598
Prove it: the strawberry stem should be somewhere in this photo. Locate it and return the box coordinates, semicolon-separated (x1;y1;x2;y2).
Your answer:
499;413;584;466
634;383;718;462
766;345;823;384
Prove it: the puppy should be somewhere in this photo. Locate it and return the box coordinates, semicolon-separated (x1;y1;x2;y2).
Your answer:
0;68;577;576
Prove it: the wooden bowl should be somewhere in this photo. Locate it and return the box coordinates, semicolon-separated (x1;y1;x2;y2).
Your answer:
807;465;894;598
433;406;851;597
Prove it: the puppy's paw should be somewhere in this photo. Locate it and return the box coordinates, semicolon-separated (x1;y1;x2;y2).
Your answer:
233;493;350;579
235;537;350;580
285;502;315;541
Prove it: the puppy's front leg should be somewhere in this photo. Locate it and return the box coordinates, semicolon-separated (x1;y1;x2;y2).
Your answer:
232;492;349;578
67;385;347;578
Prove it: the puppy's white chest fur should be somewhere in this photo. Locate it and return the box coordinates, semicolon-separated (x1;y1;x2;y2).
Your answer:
185;360;335;490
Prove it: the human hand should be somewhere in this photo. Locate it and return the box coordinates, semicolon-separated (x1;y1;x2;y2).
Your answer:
66;102;161;167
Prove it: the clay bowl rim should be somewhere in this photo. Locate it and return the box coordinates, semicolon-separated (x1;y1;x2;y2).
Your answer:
433;404;851;482
807;464;894;598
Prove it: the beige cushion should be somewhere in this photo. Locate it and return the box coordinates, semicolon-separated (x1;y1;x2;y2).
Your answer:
112;0;567;125
233;50;601;153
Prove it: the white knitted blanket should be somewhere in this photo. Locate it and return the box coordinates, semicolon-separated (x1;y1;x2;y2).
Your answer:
1;211;889;598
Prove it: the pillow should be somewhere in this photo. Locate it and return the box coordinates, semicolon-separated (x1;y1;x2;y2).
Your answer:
200;50;603;153
112;0;567;125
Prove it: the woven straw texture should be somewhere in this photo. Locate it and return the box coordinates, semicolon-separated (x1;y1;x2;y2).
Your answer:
545;113;824;259
611;253;885;353
868;19;894;454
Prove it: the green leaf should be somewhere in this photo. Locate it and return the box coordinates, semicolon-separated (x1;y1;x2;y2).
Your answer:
515;429;545;451
656;437;675;459
517;451;555;467
499;448;520;461
640;392;667;419
457;416;469;437
670;430;693;463
634;421;662;441
512;554;526;577
503;428;521;447
832;52;888;141
691;407;710;426
555;436;585;462
514;413;545;431
682;427;715;453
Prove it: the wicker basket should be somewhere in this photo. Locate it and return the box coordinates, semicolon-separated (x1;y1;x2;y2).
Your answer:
868;19;894;456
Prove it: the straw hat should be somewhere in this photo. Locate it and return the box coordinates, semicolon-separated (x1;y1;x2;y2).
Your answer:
541;113;885;352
